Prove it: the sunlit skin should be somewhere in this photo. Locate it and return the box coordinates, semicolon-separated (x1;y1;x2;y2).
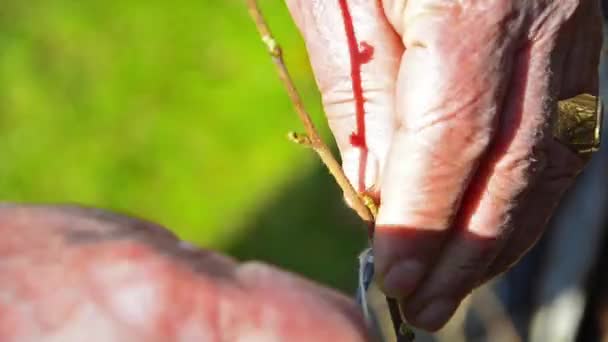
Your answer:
1;1;603;339
0;205;368;342
286;0;602;331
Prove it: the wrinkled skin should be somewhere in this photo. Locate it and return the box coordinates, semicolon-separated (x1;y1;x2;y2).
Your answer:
286;0;603;331
0;205;368;342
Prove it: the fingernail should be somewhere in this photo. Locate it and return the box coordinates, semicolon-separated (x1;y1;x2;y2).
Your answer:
381;260;424;298
411;299;457;331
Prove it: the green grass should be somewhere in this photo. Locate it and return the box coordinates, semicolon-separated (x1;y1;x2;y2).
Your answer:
0;0;367;292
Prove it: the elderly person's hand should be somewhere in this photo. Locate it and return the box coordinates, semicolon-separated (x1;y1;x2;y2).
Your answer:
286;0;603;331
0;205;368;342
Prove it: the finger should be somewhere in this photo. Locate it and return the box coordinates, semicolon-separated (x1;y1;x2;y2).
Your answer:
375;0;523;298
285;0;403;192
396;1;602;330
483;0;603;279
396;38;545;331
481;139;584;282
0;205;369;341
402;136;584;332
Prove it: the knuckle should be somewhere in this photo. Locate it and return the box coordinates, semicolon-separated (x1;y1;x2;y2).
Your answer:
402;114;493;170
485;138;553;205
394;0;522;49
402;88;495;151
488;153;535;202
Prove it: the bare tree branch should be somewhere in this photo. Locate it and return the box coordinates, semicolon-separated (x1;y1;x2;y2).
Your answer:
245;0;374;224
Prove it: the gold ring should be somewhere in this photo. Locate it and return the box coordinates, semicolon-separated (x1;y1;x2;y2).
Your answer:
554;93;603;155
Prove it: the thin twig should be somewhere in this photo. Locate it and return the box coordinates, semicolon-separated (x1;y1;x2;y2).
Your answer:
245;0;373;224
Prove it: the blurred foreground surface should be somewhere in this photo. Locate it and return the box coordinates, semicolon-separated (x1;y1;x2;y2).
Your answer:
0;205;367;342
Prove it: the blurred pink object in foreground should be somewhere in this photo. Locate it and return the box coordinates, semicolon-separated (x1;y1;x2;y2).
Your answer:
0;205;368;342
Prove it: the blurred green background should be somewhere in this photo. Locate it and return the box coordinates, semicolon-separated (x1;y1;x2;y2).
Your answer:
0;0;367;292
